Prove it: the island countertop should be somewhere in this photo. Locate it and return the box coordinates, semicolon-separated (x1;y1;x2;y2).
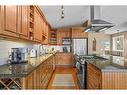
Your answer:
0;54;54;78
85;55;127;72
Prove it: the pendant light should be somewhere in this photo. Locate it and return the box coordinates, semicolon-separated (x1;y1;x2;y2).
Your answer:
61;5;64;19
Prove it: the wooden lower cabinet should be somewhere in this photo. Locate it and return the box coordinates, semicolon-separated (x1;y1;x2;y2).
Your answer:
87;63;127;89
21;56;54;89
21;71;35;89
55;53;73;66
87;63;102;89
102;72;127;89
0;55;54;90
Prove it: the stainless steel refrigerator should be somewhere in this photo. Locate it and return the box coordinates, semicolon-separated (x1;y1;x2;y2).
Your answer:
72;38;88;89
72;39;88;55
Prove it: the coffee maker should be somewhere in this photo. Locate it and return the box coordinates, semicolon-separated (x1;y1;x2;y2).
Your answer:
11;48;28;64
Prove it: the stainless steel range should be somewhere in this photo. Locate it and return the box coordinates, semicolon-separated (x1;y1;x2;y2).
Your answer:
74;55;87;89
75;55;107;89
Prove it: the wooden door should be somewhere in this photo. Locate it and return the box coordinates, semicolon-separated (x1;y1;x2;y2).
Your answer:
1;6;19;37
19;6;29;39
34;7;42;42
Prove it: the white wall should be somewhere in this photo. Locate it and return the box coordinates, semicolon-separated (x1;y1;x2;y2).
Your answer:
42;45;64;52
0;39;33;65
101;6;127;34
88;32;111;55
0;39;65;65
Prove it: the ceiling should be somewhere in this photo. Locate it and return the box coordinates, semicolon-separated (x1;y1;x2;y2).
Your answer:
40;6;90;28
40;6;127;34
100;6;127;34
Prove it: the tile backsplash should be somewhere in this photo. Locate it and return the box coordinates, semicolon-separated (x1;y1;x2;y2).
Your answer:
0;39;70;65
0;39;61;65
0;39;33;65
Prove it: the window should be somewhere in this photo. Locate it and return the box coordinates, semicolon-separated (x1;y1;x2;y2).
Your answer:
112;35;124;51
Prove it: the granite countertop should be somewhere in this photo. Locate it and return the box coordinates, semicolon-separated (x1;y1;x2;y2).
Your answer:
86;55;127;72
0;54;54;78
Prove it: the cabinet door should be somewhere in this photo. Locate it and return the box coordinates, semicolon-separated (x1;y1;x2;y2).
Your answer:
26;71;35;89
34;8;42;42
43;24;49;44
56;28;71;45
87;64;102;89
40;17;46;44
36;67;41;89
46;24;49;44
20;6;29;39
1;6;19;37
72;27;88;38
57;31;62;45
55;53;72;66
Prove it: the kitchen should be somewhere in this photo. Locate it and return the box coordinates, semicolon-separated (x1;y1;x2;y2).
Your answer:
0;5;127;90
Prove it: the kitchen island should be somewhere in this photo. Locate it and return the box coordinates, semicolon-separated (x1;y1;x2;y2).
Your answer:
0;54;55;89
86;55;127;89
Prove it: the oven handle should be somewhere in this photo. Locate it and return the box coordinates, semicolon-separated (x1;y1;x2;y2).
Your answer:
76;62;81;70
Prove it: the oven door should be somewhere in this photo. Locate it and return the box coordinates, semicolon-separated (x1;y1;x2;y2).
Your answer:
76;62;85;89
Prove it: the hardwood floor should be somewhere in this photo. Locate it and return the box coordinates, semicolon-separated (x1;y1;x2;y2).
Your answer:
47;66;79;89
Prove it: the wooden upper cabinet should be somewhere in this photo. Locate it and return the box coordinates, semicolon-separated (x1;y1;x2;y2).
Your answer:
19;6;29;39
40;16;46;44
72;27;88;38
1;6;19;37
0;5;50;43
4;6;17;33
0;6;29;39
44;24;49;44
56;28;71;45
57;30;62;45
59;28;71;38
40;17;44;36
40;15;49;44
34;7;42;42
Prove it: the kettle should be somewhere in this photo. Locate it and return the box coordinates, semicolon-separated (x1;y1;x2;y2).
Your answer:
30;49;37;58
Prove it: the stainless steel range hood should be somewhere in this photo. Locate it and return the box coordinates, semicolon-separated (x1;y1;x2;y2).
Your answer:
84;6;115;32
